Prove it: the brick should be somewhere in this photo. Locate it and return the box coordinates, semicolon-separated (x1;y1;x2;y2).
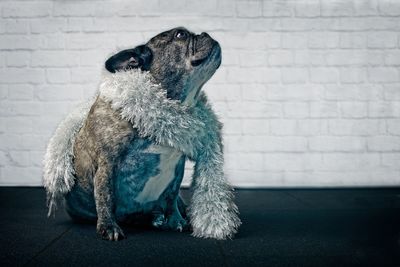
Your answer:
308;32;340;49
31;116;63;134
226;153;264;171
242;119;269;135
379;0;400;16
320;153;381;171
387;119;400;135
339;33;367;49
324;84;383;101
5;51;30;67
264;153;322;171
0;151;7;166
0;35;42;50
282;33;308;49
366;51;384;66
239;51;268;67
46;69;71;84
241;84;266;101
368;67;399;83
367;136;400;151
0;68;45;84
321;0;354;17
222;101;282;118
70;68;99;84
280;18;325;31
310;68;339;83
65;17;93;32
39;34;66;50
0;117;33;133
283;102;309;118
65;33;116;50
0;101;43;116
1;166;42;185
297;119;329;135
53;1;117;17
368;101;400;118
229;136;307;152
205;84;241;102
117;0;161;17
339;67;367;83
269;119;297;135
328;119;383;136
325;51;366;66
268;51;293;66
383;85;400;100
8;84;34;101
2;2;51;18
365;17;400;30
228;32;280;49
309;102;339;118
34;85;83;101
30;151;45;167
223;119;242;135
281;68;308;84
246;18;281;32
339;102;368;118
330;18;370;31
353;0;379;16
294;51;325;66
8;151;30;166
30;18;66;34
266;85;323;101
367;32;397;48
3;19;30;34
0;85;7;100
262;0;293;17
236;0;262;18
309;136;365;152
384;51;400;65
216;0;236;17
295;0;320;17
31;51;80;67
381;153;400;168
227;67;280;84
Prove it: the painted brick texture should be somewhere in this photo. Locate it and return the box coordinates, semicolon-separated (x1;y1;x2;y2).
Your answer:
0;0;399;187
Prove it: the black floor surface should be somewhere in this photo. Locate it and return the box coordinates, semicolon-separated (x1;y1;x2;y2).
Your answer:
1;187;400;267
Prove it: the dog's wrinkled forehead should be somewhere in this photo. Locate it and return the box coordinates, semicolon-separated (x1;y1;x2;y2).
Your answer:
147;27;193;48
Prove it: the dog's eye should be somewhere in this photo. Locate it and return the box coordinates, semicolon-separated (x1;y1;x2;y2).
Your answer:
175;30;187;39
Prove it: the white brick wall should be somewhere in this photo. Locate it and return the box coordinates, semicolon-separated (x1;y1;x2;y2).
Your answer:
0;0;399;187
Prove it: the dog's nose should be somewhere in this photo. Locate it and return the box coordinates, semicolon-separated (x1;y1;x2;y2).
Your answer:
200;32;210;38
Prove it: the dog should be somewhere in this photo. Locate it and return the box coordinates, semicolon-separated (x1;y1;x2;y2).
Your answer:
44;27;241;241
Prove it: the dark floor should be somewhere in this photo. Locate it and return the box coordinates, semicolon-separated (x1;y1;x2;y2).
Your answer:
1;187;400;267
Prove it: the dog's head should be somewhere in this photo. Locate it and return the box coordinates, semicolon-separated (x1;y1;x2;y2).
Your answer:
105;27;221;104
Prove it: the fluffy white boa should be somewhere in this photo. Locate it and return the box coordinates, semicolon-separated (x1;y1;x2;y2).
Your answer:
43;69;241;240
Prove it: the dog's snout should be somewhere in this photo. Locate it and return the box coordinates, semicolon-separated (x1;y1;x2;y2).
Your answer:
200;32;210;38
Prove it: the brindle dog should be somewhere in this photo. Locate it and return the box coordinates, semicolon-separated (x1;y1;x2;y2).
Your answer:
66;27;222;241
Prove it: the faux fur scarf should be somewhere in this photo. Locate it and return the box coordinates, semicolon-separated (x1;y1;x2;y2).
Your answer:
43;69;241;240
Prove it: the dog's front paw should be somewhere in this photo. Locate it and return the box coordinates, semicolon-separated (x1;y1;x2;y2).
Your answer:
152;212;189;232
165;214;189;232
96;221;125;241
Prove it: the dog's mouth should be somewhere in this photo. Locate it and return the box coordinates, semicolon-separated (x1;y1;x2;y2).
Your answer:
190;44;221;68
191;57;208;67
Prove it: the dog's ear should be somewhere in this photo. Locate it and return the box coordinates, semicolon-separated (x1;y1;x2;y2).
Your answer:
105;45;153;73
